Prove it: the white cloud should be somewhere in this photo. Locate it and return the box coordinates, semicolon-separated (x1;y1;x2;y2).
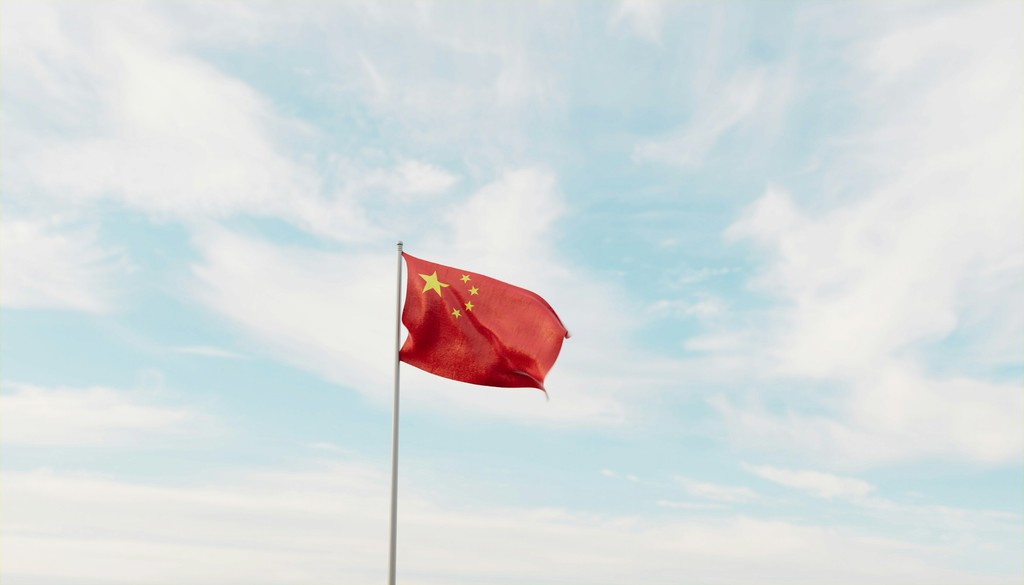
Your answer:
2;462;1012;585
348;159;460;201
0;218;129;312
493;51;561;109
358;51;390;100
743;463;875;500
802;3;1017;375
672;266;740;285
726;179;1020;380
609;0;665;44
739;462;1022;553
712;1;1023;467
442;168;564;273
683;331;753;353
603;469;644;483
189;227;395;401
719;363;1022;468
634;68;765;167
674;476;759;504
1;1;554;240
391;160;459;195
648;296;726;319
0;382;214;447
171;346;250;360
845;364;1021;465
305;442;356;456
1;2;374;242
631;6;800;169
296;2;569;151
656;500;724;511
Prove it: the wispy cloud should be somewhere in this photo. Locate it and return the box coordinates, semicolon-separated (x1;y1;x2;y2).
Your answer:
305;442;356;456
189;227;397;406
1;2;374;242
0;382;215;446
313;2;569;152
656;499;725;511
358;51;390;100
707;1;1023;467
0;218;129;313
648;296;726;320
336;158;460;205
633;69;765;167
739;462;1022;548
172;346;249;360
608;0;665;44
743;463;875;500
714;363;1023;467
389;160;459;196
600;468;644;483
674;476;759;504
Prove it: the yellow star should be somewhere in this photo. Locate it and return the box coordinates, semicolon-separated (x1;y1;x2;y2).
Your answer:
460;274;471;283
451;308;461;318
468;286;479;296
464;301;474;312
419;272;449;297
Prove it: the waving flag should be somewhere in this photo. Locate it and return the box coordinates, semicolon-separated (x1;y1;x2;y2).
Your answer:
399;253;569;391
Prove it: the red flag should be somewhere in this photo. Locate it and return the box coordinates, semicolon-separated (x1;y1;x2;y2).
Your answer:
399;253;569;391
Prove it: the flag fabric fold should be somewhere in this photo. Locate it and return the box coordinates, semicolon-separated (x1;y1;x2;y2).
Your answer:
399;253;568;391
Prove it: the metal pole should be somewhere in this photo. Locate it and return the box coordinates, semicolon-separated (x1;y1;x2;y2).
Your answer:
387;241;403;585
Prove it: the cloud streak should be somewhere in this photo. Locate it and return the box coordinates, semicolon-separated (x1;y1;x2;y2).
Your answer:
0;382;215;447
743;463;874;500
3;461;1010;585
0;218;129;313
675;476;759;504
634;69;765;167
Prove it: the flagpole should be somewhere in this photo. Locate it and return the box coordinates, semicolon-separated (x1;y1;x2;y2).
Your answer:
388;241;403;585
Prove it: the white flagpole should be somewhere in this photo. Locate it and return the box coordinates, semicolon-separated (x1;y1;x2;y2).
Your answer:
388;241;403;585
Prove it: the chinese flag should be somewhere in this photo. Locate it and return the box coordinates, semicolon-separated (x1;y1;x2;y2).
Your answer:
399;253;569;391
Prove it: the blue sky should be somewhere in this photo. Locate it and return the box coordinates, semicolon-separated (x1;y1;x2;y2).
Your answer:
1;1;1021;583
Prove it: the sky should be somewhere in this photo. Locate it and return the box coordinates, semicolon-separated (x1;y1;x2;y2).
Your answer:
1;1;1021;583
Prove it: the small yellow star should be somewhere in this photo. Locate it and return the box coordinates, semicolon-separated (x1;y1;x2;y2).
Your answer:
460;274;471;283
468;286;479;295
451;308;461;318
464;301;474;312
419;272;449;297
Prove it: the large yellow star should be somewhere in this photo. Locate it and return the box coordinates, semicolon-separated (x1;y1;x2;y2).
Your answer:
419;272;449;297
